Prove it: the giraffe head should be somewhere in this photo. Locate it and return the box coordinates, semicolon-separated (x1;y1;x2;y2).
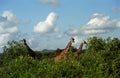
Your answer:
21;39;26;45
82;40;87;44
71;37;75;43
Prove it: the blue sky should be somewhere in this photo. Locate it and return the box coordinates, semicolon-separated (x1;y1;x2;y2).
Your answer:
0;0;120;52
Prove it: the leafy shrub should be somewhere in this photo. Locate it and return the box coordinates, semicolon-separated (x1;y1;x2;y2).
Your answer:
0;37;120;78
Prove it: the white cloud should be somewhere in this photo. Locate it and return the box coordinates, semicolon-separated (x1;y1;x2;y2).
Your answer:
65;13;120;36
0;33;10;44
0;26;18;34
72;36;87;49
74;36;82;45
65;29;81;36
39;0;59;6
117;21;120;27
1;11;19;28
0;11;19;30
83;29;108;35
0;33;10;51
0;11;20;52
0;16;7;22
82;13;120;35
86;13;110;29
24;33;66;51
33;12;59;33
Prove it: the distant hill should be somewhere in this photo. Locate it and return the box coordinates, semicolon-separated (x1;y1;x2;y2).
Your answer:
42;49;56;52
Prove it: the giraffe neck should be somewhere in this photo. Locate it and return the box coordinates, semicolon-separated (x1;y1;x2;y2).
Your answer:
65;41;72;50
78;42;84;52
62;41;73;54
24;43;34;52
54;39;73;62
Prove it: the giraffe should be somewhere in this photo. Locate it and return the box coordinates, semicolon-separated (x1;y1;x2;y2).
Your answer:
54;38;75;62
21;39;36;59
74;40;87;58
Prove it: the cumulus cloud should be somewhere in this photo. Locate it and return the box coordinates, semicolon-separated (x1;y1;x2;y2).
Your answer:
0;33;10;44
0;11;19;32
25;33;65;51
65;13;120;36
83;29;108;35
82;13;120;35
72;36;87;49
39;0;59;6
0;16;7;22
73;36;82;46
0;11;20;52
65;28;81;36
33;12;59;33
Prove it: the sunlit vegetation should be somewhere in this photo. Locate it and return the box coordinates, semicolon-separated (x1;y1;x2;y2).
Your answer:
0;36;120;78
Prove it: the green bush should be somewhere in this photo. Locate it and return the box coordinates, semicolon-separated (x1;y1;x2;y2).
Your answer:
0;37;120;78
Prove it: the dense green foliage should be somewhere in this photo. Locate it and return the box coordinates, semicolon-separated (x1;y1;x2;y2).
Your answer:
0;36;120;78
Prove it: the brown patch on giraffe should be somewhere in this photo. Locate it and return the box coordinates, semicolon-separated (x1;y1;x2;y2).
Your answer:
54;38;75;62
74;40;87;57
